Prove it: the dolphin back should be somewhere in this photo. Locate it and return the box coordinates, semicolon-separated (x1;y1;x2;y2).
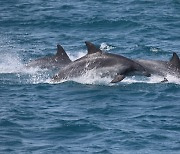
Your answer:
170;52;180;69
56;44;72;64
26;44;71;69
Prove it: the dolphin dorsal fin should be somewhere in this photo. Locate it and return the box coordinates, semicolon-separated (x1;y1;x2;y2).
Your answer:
56;44;71;62
170;52;180;68
85;41;102;54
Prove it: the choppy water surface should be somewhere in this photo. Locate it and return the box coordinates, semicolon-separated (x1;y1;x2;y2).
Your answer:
0;0;180;153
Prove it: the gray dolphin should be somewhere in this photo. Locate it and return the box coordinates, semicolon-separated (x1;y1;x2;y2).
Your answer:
134;53;180;82
51;41;150;83
26;44;71;69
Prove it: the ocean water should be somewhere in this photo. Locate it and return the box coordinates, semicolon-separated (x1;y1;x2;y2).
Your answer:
0;0;180;153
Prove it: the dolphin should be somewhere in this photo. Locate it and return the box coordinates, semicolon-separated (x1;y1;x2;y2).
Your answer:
134;53;180;82
26;44;71;69
51;41;151;83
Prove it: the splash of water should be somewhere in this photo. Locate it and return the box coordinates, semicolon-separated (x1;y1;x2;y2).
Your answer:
121;75;180;85
49;72;180;85
68;50;86;61
0;53;24;74
0;52;52;84
100;42;115;51
47;46;180;85
67;43;115;61
1;47;179;85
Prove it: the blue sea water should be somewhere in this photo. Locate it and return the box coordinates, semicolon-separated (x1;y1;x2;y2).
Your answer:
0;0;180;153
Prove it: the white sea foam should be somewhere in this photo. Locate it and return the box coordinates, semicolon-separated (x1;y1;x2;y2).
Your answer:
47;48;180;85
72;70;112;85
121;74;180;85
162;74;180;84
49;73;180;85
67;43;115;62
100;42;115;51
0;52;52;84
27;71;51;84
0;49;179;85
0;53;43;74
68;50;86;61
0;53;24;73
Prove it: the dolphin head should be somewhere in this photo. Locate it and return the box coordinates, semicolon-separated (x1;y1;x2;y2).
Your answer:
130;69;151;77
132;63;151;77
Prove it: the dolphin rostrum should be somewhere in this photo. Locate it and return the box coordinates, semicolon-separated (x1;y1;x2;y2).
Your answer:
134;52;180;82
26;44;71;69
51;41;150;83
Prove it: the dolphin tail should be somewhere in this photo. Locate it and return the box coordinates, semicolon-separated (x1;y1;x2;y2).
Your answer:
56;44;72;63
170;52;180;69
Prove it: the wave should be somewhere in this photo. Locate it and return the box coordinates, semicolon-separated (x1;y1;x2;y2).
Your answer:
0;52;50;84
49;71;180;86
0;45;179;85
0;52;44;74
